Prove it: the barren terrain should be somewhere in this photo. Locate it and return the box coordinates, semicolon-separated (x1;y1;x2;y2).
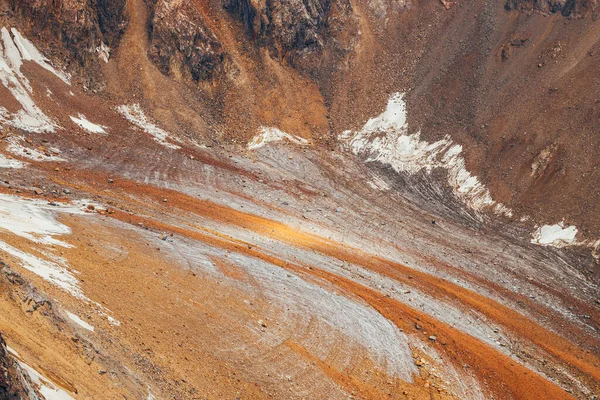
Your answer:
0;0;599;399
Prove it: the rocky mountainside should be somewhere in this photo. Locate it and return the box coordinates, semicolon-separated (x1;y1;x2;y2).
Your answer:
5;0;128;83
6;0;595;237
0;334;30;399
0;0;599;399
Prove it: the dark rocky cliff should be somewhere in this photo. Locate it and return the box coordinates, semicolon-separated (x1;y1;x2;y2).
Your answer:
223;0;357;78
146;0;226;82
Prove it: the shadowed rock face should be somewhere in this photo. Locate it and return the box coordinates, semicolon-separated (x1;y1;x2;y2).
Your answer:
146;0;226;82
505;0;598;16
223;0;357;75
7;0;128;71
97;0;129;44
224;0;331;53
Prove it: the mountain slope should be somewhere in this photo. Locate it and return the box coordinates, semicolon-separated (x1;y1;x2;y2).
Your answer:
0;1;599;399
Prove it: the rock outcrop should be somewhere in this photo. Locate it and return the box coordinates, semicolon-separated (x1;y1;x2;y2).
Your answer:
0;334;30;400
505;0;598;17
146;0;226;82
223;0;330;55
223;0;357;75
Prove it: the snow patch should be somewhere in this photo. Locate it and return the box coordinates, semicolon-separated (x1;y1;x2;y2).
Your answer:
0;194;121;324
106;315;121;326
17;359;74;400
0;240;85;298
248;127;308;150
66;311;95;331
69;114;107;134
96;42;110;63
0;27;59;133
531;223;578;248
340;93;512;217
6;346;74;400
6;346;19;357
0;153;25;168
6;135;66;161
117;104;181;149
10;28;70;85
0;194;84;246
530;222;600;256
367;175;391;191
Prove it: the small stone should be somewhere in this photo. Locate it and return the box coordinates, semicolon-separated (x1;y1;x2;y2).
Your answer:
98;370;107;375
108;179;114;183
258;319;267;328
162;198;168;202
429;335;437;341
33;188;43;195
